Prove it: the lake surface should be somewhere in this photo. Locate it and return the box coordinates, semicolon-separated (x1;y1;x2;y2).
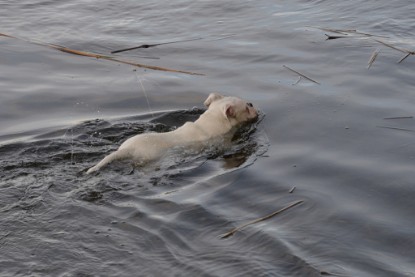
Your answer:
1;1;415;276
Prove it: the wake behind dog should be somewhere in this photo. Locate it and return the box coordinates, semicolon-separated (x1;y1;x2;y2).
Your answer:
86;93;258;174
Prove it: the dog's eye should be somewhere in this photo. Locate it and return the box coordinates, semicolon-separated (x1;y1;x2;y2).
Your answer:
247;102;253;107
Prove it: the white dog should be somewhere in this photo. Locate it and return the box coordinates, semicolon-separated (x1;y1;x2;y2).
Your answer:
86;93;258;174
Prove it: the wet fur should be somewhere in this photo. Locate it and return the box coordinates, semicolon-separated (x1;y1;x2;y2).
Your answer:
86;93;258;174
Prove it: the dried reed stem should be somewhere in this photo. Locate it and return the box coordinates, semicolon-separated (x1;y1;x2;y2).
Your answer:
374;39;413;54
383;116;413;120
111;37;202;54
376;126;415;132
1;32;204;75
220;200;304;239
283;65;320;85
367;48;380;69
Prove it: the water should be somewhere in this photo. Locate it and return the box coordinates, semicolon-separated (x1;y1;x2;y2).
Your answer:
1;0;415;276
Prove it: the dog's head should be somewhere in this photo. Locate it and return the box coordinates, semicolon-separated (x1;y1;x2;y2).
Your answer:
204;93;258;126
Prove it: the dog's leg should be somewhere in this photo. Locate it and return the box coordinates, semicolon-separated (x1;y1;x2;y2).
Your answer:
86;149;129;174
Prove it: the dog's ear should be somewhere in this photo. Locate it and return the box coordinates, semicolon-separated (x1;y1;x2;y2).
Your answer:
204;92;224;107
224;103;235;118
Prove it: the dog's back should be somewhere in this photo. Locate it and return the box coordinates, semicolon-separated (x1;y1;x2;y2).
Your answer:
86;93;258;174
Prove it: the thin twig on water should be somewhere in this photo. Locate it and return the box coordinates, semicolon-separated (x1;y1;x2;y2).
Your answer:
307;27;355;35
111;38;203;54
374;39;412;54
398;53;411;63
367;48;380;69
0;32;203;76
292;76;302;85
374;39;415;64
47;44;204;75
220;200;304;239
383;116;413;120
308;27;389;38
353;30;389;38
376;126;415;132
289;187;296;193
283;65;320;85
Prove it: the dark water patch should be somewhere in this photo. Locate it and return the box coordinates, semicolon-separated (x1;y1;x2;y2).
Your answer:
0;108;270;275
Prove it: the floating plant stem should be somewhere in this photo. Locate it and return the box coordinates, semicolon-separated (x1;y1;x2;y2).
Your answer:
374;39;411;54
376;126;415;132
398;53;411;63
367;48;380;69
283;65;320;85
0;32;203;75
111;37;203;54
47;44;204;75
220;200;304;239
383;116;413;120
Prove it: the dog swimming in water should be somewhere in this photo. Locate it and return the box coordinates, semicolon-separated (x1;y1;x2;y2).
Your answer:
86;93;258;174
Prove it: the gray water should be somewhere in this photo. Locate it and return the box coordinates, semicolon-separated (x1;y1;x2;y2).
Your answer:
1;1;415;276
